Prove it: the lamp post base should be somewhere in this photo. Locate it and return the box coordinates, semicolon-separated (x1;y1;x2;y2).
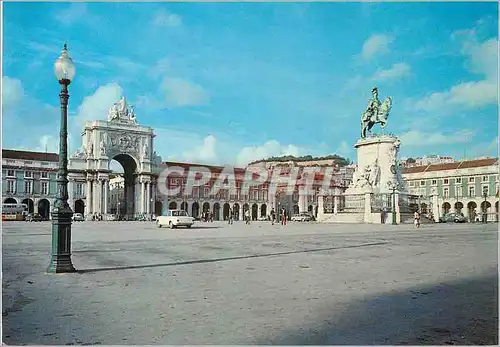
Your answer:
47;206;76;274
47;255;76;273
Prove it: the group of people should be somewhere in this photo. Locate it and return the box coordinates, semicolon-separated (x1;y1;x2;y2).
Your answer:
201;211;214;222
270;208;288;226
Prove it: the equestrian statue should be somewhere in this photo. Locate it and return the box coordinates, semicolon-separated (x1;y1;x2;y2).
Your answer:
360;87;392;138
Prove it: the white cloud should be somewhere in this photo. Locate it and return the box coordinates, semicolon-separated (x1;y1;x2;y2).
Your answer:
400;129;475;147
361;34;393;60
372;63;411;81
73;83;123;128
235;140;302;167
54;3;89;25
335;141;351;156
414;80;497;112
413;27;498;113
160;77;209;107
35;135;59;153
147;58;170;79
2;76;25;109
152;9;182;27
180;135;218;164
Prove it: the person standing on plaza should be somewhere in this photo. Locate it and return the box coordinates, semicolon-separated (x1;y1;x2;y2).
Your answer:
414;210;420;228
245;209;250;224
281;208;287;225
270;208;276;225
228;208;233;225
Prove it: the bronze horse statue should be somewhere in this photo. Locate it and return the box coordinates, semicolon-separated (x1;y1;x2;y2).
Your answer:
361;96;392;138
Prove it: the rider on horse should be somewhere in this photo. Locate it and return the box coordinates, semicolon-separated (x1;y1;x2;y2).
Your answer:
363;87;381;123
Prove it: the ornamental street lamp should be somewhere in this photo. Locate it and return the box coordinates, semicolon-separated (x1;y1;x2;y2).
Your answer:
483;191;488;223
387;181;397;225
47;43;76;273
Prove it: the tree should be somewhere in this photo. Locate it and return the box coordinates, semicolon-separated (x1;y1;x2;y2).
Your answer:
248;154;351;167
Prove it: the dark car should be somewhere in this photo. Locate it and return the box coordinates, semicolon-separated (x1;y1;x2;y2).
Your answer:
25;213;42;222
439;212;466;223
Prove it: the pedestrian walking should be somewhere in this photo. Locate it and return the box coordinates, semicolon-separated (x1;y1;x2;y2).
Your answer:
228;208;233;224
270;208;276;225
281;208;287;225
245;209;250;224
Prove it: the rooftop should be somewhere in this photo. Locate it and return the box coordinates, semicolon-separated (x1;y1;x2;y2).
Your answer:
2;149;59;162
402;158;498;174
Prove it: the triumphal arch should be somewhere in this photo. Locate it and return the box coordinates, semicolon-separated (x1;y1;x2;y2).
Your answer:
68;97;161;219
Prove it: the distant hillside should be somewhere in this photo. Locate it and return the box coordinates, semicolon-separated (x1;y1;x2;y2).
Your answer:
249;154;351;167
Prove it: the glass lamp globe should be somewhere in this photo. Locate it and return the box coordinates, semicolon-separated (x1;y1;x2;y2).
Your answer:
54;44;76;82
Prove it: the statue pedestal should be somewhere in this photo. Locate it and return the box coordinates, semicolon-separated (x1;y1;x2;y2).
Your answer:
345;134;405;195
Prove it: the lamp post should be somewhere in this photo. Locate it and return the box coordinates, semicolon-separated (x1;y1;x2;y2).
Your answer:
47;43;76;273
277;201;281;223
483;191;488;223
387;181;397;225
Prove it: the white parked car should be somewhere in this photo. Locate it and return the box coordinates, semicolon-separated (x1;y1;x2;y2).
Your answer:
157;209;194;229
291;212;313;222
72;213;85;222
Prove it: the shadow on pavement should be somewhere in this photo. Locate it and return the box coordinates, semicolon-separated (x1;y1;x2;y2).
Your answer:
76;241;388;274
256;273;498;345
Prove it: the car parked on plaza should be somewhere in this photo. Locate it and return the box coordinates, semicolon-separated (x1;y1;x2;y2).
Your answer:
439;212;467;223
157;209;195;229
72;213;85;222
291;212;313;222
25;213;42;222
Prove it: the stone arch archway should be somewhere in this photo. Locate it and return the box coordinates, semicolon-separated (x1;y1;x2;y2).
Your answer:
495;201;499;222
243;203;249;219
481;201;492;222
223;203;230;220
21;198;34;214
4;197;17;204
454;201;463;214
68;96;158;219
442;202;451;215
213;202;220;221
74;199;85;214
233;203;240;221
467;201;477;222
308;205;313;213
260;204;267;217
251;203;258;220
180;201;188;212
293;204;299;215
38;199;50;220
169;201;177;210
420;203;428;214
191;202;200;218
155;201;163;216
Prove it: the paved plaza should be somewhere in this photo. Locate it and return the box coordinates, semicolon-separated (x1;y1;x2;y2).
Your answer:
2;220;498;345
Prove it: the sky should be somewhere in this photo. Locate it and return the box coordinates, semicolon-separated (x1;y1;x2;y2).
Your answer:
2;2;498;169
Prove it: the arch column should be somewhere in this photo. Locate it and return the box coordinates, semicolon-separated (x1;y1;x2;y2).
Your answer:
103;179;109;215
86;177;93;215
150;181;156;215
92;179;99;215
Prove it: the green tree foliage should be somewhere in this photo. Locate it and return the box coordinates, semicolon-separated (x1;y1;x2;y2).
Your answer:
248;154;350;167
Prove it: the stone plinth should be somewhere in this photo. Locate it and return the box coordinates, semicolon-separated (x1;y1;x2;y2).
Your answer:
345;134;406;196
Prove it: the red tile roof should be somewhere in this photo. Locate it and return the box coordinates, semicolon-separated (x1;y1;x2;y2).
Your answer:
402;158;498;174
2;149;59;162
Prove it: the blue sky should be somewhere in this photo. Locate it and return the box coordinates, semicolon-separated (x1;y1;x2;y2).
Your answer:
2;2;498;167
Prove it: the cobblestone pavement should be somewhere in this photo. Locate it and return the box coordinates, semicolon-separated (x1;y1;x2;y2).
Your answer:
2;220;498;345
